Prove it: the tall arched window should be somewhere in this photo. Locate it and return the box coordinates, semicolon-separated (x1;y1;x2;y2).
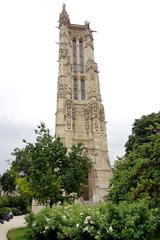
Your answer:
81;79;85;100
79;40;84;73
73;79;78;100
72;39;77;73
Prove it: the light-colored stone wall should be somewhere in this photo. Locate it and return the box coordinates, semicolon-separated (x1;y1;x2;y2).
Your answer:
55;4;112;202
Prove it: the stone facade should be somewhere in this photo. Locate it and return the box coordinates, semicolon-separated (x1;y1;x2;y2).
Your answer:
55;4;112;202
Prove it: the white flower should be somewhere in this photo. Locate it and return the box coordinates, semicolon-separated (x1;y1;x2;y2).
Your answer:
45;225;49;230
95;236;100;240
69;192;77;198
76;223;79;228
54;167;60;173
90;220;94;224
62;215;67;221
109;226;113;232
83;226;89;232
56;201;61;205
62;189;66;197
84;216;92;224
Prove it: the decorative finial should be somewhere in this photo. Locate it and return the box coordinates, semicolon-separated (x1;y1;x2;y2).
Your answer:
59;3;70;27
62;3;66;11
85;20;90;28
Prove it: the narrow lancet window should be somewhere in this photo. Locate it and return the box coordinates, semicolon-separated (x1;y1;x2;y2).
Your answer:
73;79;78;100
72;39;77;73
81;79;85;100
79;40;84;73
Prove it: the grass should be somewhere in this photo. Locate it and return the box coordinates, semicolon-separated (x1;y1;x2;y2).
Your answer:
7;227;160;240
151;233;160;240
7;227;28;240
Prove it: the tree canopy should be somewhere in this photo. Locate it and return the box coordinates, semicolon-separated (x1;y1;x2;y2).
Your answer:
108;112;160;207
0;169;16;194
8;123;91;207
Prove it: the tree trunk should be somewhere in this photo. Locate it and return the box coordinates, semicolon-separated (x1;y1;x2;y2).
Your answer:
49;198;53;208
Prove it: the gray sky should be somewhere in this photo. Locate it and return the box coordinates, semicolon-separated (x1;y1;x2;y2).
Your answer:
0;0;160;174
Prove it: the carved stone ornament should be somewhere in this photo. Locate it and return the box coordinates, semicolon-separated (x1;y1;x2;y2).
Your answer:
84;102;106;133
70;31;85;41
93;62;98;72
66;118;71;129
58;83;65;98
100;122;104;133
72;104;76;120
87;90;97;100
64;99;73;129
65;99;72;117
99;104;105;121
86;59;93;71
85;105;90;120
74;104;86;117
59;44;68;59
94;120;99;131
85;120;89;133
86;148;95;155
59;4;70;27
60;31;67;38
66;87;72;98
90;120;94;132
91;101;99;119
86;59;98;72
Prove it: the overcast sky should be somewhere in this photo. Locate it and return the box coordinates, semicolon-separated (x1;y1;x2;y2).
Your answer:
0;0;160;175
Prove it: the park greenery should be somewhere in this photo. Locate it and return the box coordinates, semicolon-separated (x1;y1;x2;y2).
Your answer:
25;200;158;240
108;112;160;207
1;123;91;207
7;227;28;240
1;112;160;240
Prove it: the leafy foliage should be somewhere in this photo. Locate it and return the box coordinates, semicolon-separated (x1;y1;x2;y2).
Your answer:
108;112;160;206
7;227;28;240
25;200;159;240
0;170;16;194
0;195;30;214
125;112;160;153
10;123;91;207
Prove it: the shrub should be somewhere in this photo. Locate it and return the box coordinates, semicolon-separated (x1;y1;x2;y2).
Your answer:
0;207;13;221
7;195;31;214
0;207;12;217
0;196;9;208
11;207;23;216
25;200;159;240
0;195;31;214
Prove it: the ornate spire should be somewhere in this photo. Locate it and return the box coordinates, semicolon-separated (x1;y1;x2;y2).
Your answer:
62;3;66;11
59;3;70;27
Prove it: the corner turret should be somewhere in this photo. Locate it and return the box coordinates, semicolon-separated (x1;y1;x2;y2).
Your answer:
59;4;70;27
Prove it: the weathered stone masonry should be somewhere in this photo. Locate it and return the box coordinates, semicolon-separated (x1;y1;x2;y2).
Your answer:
55;4;112;202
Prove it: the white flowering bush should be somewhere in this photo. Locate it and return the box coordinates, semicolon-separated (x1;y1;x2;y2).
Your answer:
25;199;159;240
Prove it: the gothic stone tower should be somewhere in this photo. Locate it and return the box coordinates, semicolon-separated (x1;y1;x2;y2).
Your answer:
55;4;112;202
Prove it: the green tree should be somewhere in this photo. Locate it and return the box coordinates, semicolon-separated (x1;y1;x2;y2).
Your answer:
0;170;16;195
11;123;91;207
109;112;160;207
62;143;91;196
125;112;160;153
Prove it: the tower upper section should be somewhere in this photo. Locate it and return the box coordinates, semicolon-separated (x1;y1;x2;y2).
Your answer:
58;4;101;103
